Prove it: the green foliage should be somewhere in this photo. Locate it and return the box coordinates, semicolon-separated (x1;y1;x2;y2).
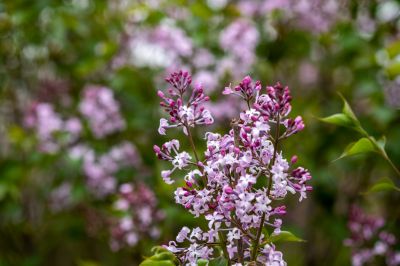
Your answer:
337;137;377;160
363;177;400;194
263;231;305;244
320;94;365;134
139;247;178;266
196;256;228;266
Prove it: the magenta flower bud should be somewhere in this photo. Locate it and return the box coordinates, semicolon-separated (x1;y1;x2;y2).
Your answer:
153;145;161;153
157;90;165;98
227;205;235;211
274;206;287;215
233;147;240;154
244;126;251;133
185;203;192;209
293;183;302;191
291;155;298;164
224;186;234;194
306;185;313;191
242;76;251;84
209;202;217;209
186;181;193;188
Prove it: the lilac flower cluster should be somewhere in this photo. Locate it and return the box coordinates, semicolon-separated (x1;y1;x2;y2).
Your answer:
79;85;125;138
24;102;82;153
157;70;214;136
154;71;312;264
110;182;164;250
81;142;140;197
237;0;344;33
345;205;400;266
24;86;162;251
114;23;193;70
219;19;259;78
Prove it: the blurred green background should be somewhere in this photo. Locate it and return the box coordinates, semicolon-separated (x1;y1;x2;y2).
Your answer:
1;0;400;265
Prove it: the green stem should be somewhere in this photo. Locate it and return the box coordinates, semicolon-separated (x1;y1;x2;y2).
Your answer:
218;231;231;266
186;124;200;163
364;134;400;178
185;124;208;186
382;151;400;178
231;118;245;263
252;115;280;261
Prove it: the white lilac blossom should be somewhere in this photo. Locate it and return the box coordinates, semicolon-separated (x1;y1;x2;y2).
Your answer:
79;85;125;138
154;71;312;264
110;182;164;251
344;205;400;266
117;23;193;69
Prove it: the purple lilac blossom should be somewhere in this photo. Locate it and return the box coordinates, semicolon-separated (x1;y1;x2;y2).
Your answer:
82;142;140;197
119;23;193;69
237;0;344;34
345;205;400;266
49;182;73;212
79;85;125;139
154;71;312;264
110;182;164;250
24;102;82;154
219;19;259;78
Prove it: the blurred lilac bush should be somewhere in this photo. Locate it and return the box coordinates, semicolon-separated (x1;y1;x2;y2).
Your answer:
1;0;400;265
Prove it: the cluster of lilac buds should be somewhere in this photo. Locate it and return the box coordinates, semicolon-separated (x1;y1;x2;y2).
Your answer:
157;70;214;136
154;71;312;265
110;182;164;251
344;205;400;266
79;85;126;138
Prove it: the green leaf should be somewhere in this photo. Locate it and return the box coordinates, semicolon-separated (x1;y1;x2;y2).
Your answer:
364;177;400;194
386;61;400;78
320;113;354;127
265;231;305;244
140;260;176;266
337;137;377;160
386;40;400;58
197;259;209;266
339;94;358;123
320;94;367;134
208;256;228;266
139;247;178;266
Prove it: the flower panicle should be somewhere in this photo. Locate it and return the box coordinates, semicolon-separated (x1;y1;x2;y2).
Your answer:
154;70;312;265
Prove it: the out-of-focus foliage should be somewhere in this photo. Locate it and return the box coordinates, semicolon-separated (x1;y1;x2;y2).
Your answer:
0;0;400;265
